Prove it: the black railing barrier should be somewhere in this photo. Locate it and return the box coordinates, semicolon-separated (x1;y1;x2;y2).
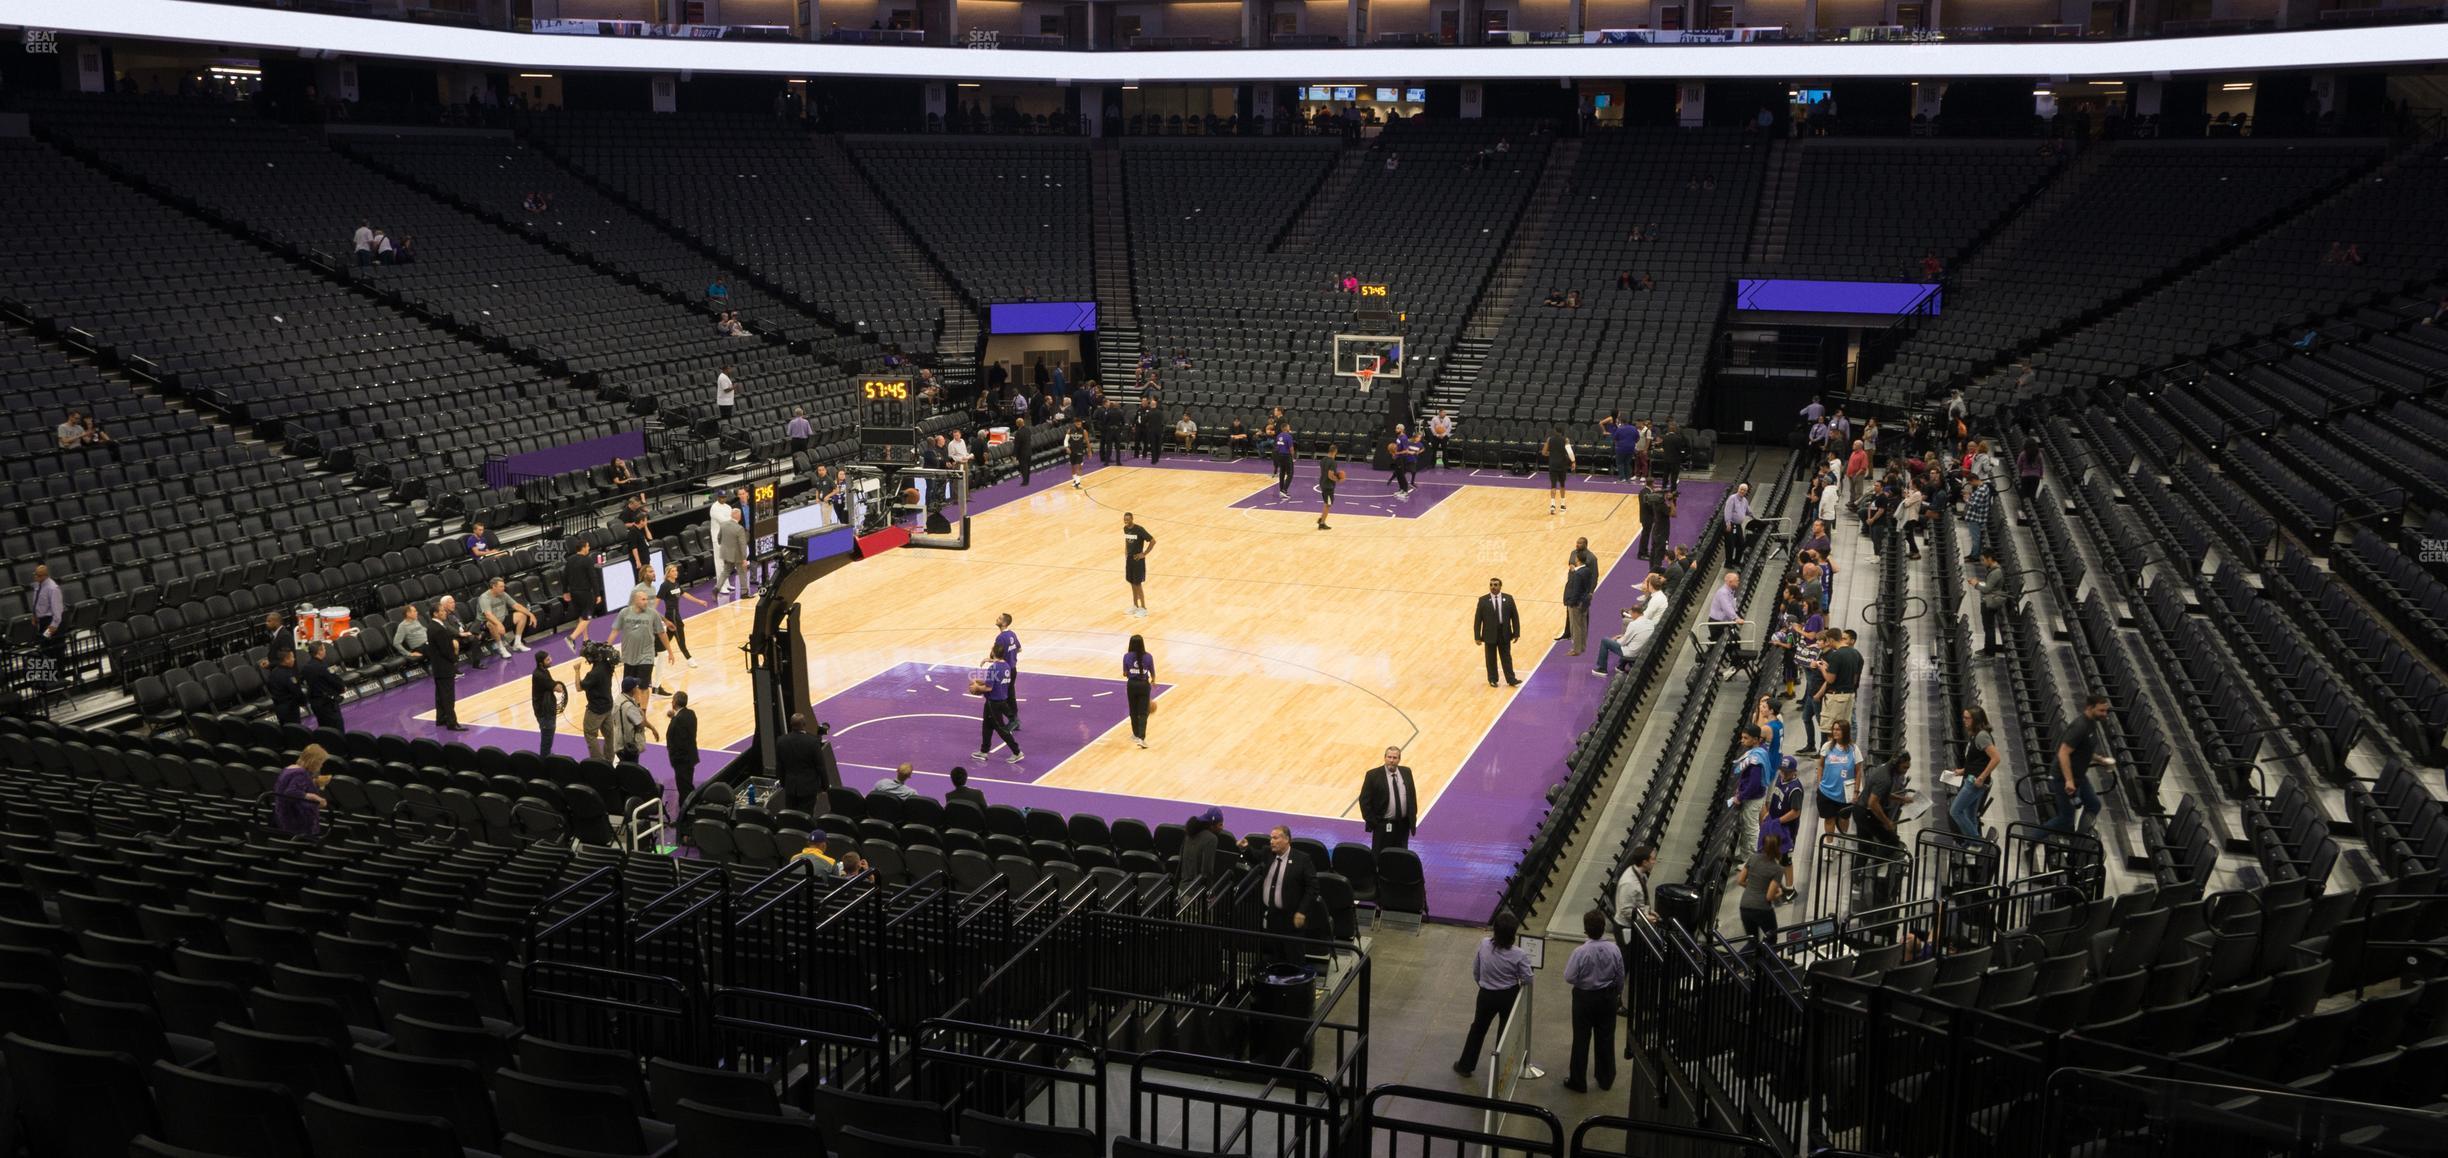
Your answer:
1568;1114;1781;1158
1363;1084;1566;1158
706;987;892;1109
2040;1067;2448;1158
1130;1050;1344;1158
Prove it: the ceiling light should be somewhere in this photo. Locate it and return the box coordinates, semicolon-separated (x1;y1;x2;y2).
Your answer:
210;66;262;76
518;72;554;79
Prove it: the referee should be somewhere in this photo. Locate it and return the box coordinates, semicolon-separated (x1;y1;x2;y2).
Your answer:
1123;512;1156;618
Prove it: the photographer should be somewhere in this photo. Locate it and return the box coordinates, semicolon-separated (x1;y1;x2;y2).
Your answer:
579;642;620;762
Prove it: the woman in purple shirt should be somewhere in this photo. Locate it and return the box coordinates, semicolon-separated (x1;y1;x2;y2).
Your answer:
273;744;332;836
1453;911;1534;1076
1123;635;1156;749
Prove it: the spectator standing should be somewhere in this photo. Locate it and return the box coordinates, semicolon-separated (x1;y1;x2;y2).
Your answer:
613;679;657;763
1656;424;1687;493
1613;843;1656;933
1721;483;1753;565
1764;757;1803;900
1561;908;1625;1093
1735;835;1786;941
28;564;65;674
666;691;700;804
1427;410;1455;468
579;648;617;762
1963;474;1996;566
2015;442;2044;502
776;714;835;813
1857;750;1914;851
1727;722;1771;854
351;221;374;266
532;651;567;756
1817;628;1861;732
1452;911;1533;1077
1817;719;1860;836
713;364;738;424
2045;694;2113;834
1359;746;1419;853
1609;417;1640;483
786;408;812;455
1947;707;2001;842
1177;806;1223;883
1561;550;1596;657
1968;548;2013;655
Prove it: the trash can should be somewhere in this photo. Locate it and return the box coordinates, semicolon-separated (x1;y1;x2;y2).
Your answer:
1250;962;1317;1068
1653;882;1703;933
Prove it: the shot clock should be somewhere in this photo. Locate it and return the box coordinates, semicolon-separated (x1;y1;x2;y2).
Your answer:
858;375;921;456
860;376;913;426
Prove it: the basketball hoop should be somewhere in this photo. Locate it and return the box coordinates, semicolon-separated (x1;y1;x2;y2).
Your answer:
1355;367;1375;394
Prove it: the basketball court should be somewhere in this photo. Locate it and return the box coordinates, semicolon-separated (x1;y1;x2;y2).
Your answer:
344;453;1722;917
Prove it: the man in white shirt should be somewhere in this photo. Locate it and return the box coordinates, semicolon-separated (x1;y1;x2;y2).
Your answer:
1426;410;1455;468
351;222;375;266
1613;844;1656;935
713;365;738;423
946;432;973;478
707;498;738;594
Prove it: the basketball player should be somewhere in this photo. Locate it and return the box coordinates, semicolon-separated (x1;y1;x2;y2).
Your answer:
1272;421;1297;497
970;640;1024;764
1543;427;1576;514
1123;634;1156;748
1066;419;1090;488
1318;447;1345;531
1397;427;1423;497
1122;512;1156;617
994;613;1023;731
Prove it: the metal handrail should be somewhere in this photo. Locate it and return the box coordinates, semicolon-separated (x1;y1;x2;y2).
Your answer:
1480;974;1540;1149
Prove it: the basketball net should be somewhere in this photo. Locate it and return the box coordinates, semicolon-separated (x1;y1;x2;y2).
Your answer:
1355;367;1375;394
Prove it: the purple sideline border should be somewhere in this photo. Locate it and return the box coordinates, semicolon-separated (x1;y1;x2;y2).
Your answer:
341;451;1722;921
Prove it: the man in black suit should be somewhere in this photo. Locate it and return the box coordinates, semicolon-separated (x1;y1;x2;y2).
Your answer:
945;765;989;811
1258;825;1315;953
1358;746;1419;853
774;713;835;814
263;647;305;727
428;597;469;731
1473;577;1523;688
1634;486;1672;571
301;641;346;733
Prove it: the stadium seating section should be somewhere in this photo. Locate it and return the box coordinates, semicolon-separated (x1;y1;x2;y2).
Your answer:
4;90;2448;1156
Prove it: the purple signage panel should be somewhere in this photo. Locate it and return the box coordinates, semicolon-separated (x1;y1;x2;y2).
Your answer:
482;428;648;489
1735;279;1943;316
988;301;1098;333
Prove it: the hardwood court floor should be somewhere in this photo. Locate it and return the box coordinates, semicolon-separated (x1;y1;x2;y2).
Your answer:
442;465;1649;823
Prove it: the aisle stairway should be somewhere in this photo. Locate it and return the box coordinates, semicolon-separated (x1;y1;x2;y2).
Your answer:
1745;137;1801;266
1436;138;1581;417
1091;143;1142;390
1273;144;1370;255
807;134;981;390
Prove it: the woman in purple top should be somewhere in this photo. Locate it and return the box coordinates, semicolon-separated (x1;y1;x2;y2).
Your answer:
1123;634;1156;749
2015;443;2045;502
273;744;332;837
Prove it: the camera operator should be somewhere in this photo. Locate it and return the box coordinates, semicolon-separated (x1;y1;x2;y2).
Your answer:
579;642;620;762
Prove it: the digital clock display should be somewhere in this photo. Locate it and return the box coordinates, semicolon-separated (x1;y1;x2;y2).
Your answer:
862;379;911;401
1358;284;1389;298
752;482;777;506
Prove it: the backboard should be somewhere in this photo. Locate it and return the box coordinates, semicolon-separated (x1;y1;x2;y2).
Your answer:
1332;333;1406;380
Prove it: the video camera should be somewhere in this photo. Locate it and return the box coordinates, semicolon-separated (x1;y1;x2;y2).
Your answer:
581;641;623;668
